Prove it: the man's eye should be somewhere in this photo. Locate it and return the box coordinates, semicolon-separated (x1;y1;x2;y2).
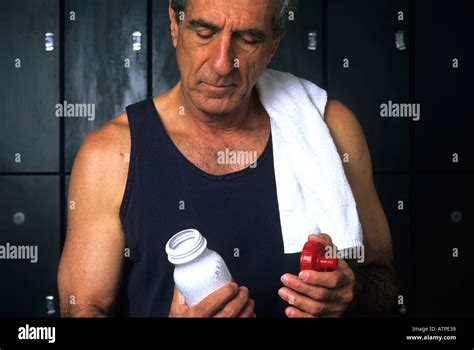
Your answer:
240;37;258;45
196;31;214;39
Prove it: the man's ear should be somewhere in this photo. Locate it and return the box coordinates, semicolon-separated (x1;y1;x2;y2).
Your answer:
169;2;180;48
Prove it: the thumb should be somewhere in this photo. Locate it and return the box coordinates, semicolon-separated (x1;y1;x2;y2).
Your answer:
172;286;188;312
308;233;333;247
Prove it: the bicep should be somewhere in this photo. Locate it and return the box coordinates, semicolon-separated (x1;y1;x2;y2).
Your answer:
58;130;127;316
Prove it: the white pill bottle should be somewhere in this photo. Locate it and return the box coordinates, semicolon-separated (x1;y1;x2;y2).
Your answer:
165;229;232;306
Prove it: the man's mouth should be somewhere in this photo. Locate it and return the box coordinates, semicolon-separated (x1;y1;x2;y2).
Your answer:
203;82;235;88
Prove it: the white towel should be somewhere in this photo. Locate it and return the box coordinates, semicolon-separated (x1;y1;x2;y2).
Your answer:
255;69;364;254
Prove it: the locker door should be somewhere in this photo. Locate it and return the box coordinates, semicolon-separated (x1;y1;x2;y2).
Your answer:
374;174;411;316
0;176;60;317
414;0;473;172
414;174;473;317
0;0;59;172
152;0;180;96
64;175;71;247
268;0;323;85
327;0;410;172
65;0;147;171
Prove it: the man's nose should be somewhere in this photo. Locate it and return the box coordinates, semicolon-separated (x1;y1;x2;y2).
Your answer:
208;37;235;77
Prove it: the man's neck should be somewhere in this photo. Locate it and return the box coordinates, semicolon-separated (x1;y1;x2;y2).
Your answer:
173;82;261;140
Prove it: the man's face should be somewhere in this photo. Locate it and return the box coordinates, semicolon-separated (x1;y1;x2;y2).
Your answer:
170;0;281;115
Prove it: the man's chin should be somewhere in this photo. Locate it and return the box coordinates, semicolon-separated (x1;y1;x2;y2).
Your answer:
200;106;236;116
195;97;239;116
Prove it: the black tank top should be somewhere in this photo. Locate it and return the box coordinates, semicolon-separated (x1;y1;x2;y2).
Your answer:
120;98;300;317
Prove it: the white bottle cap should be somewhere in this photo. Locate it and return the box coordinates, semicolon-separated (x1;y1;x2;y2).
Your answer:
165;229;208;265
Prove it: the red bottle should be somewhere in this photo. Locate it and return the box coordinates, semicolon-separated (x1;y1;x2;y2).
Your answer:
300;241;338;272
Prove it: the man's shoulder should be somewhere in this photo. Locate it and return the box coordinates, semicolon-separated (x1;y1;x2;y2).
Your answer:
92;112;130;140
80;112;130;160
324;99;372;179
324;99;359;128
82;90;173;155
71;112;131;201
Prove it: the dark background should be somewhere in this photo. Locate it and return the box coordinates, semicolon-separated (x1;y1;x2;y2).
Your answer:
0;0;472;317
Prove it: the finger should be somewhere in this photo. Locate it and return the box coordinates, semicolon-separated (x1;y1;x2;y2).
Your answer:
214;286;250;318
308;233;333;247
171;286;180;304
278;287;339;316
285;306;315;318
238;298;255;318
174;287;188;307
169;287;189;317
335;258;351;271
281;273;345;302
193;282;239;317
298;265;354;289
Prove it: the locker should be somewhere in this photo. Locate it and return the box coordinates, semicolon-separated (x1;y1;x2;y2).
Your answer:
268;0;323;86
373;174;411;315
65;0;148;171
414;174;473;317
414;0;473;172
63;175;70;247
152;0;180;96
0;0;59;172
327;0;410;172
0;176;60;317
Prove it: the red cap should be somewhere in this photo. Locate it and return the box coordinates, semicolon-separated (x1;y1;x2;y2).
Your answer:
300;241;338;272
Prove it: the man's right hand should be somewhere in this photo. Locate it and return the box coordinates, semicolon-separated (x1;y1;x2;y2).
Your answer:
169;283;255;318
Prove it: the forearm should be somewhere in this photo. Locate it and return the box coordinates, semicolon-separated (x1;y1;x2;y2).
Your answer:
343;260;400;317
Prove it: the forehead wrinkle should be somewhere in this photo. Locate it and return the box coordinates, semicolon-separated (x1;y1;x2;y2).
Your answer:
187;1;269;33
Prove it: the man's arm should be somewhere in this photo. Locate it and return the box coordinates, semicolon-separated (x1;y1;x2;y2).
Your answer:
324;99;400;316
57;115;130;317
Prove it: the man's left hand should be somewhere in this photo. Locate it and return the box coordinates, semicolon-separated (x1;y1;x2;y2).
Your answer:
278;233;356;318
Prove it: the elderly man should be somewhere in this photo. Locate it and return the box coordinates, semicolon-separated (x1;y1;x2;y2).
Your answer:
58;0;398;317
